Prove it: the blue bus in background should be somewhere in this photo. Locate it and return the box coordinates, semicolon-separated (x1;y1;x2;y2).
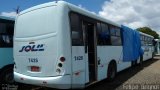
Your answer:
0;16;14;83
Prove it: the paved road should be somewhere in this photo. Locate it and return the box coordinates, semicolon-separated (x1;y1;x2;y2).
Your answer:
87;56;160;90
6;56;160;90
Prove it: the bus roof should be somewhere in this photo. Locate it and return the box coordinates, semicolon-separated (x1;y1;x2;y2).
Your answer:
18;1;121;28
139;31;154;38
18;1;154;38
0;16;15;21
66;2;121;27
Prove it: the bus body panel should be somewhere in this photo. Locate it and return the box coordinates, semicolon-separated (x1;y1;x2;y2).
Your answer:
14;36;58;77
71;46;86;88
142;45;154;61
14;1;72;88
0;48;13;68
97;46;120;81
97;46;131;81
15;6;57;38
14;6;59;77
14;72;71;89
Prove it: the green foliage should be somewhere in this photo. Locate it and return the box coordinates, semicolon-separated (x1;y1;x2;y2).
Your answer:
137;27;159;39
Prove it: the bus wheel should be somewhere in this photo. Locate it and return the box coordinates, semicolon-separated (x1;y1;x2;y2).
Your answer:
140;56;143;66
131;60;137;66
107;61;117;81
0;66;14;84
151;52;154;60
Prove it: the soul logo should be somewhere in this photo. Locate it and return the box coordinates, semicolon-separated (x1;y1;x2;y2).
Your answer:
19;44;44;52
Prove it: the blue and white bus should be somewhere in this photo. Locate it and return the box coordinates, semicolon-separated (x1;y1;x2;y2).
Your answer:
0;16;14;83
13;1;154;89
140;32;154;61
154;39;160;55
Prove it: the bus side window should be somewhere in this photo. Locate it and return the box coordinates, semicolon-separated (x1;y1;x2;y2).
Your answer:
97;22;111;45
0;21;14;48
144;36;147;46
6;23;14;47
149;38;152;46
150;38;153;46
110;26;122;46
70;13;83;46
97;22;102;45
141;35;145;46
140;35;142;41
0;23;6;47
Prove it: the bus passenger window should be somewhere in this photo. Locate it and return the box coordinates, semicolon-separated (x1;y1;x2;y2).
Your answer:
110;26;122;46
70;13;83;46
149;38;153;46
0;22;14;47
97;23;111;45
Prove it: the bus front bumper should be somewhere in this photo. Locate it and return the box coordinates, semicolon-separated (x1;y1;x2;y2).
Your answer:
14;72;71;89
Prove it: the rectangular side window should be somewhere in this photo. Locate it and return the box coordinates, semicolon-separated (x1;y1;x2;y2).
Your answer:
97;22;111;45
110;26;122;46
70;13;83;46
0;20;14;48
141;35;145;46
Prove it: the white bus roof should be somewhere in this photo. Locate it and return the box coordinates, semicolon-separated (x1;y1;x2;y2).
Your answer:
0;16;15;21
154;39;159;41
18;1;154;39
139;31;154;38
19;1;121;28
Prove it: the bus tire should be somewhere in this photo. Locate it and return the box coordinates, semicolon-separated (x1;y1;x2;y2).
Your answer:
151;52;154;60
107;61;117;81
140;56;143;65
0;65;14;84
131;60;137;67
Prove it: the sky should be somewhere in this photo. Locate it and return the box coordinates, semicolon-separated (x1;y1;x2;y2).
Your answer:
0;0;105;15
1;0;160;35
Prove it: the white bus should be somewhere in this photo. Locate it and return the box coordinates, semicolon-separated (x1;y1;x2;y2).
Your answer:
14;1;154;89
0;16;14;83
153;39;160;55
139;32;154;61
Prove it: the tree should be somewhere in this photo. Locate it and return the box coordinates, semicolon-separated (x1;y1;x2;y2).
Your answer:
137;27;159;39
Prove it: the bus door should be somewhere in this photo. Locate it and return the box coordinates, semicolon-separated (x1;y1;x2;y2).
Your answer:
71;13;86;88
70;13;97;87
82;21;97;83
